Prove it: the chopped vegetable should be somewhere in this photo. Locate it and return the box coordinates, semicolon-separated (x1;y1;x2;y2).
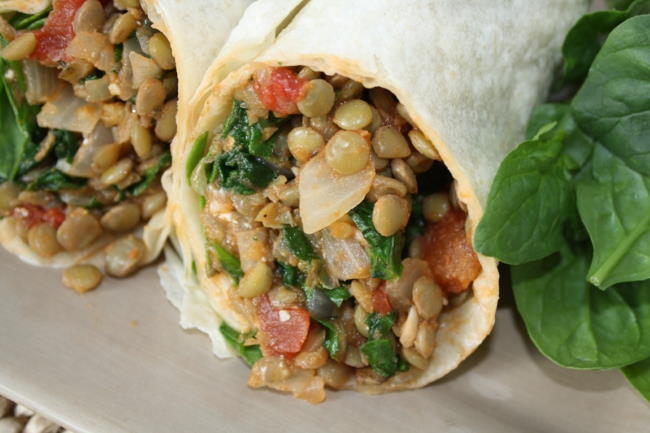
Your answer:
219;322;263;367
186;131;208;182
222;100;282;158
372;288;392;315
314;319;343;358
216;148;276;195
31;0;86;64
278;261;305;288
324;286;352;307
27;168;86;191
211;242;244;283
283;226;317;261
53;129;79;163
360;311;402;377
255;294;310;356
126;151;171;196
303;287;337;319
253;67;306;116
350;201;404;280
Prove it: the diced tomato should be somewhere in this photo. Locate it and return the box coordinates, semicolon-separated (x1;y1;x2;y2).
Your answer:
13;204;66;229
252;67;307;116
255;295;310;357
372;287;392;315
423;209;482;294
31;0;87;65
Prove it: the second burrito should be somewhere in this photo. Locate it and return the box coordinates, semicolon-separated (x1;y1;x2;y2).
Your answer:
166;0;586;402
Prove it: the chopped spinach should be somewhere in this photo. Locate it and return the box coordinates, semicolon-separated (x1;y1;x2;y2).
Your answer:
283;226;317;261
211;242;244;283
314;318;343;358
10;8;51;30
114;43;124;68
126;151;171;196
366;312;397;340
219;322;262;367
53;129;80;163
350;201;404;280
216;148;276;195
80;71;105;84
278;261;305;288
405;194;425;244
26;169;86;191
222;100;282;158
186;131;209;183
324;286;352;307
360;312;402;377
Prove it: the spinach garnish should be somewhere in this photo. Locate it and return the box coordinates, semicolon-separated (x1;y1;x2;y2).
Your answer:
211;242;244;284
282;226;317;261
350;201;404;280
26;168;86;191
277;261;305;288
222;100;282;158
53;129;80;163
475;13;650;400
215;148;276;195
219;322;263;367
126;151;171;196
360;312;403;377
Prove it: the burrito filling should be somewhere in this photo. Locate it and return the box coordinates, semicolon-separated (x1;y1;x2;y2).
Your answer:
188;66;481;402
0;0;177;284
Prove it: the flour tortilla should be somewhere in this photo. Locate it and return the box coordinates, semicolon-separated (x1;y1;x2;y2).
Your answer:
0;0;252;270
166;0;587;392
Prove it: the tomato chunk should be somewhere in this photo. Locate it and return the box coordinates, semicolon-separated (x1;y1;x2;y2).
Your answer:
423;209;481;294
31;0;86;65
253;67;307;116
255;295;310;357
13;204;65;229
372;287;392;315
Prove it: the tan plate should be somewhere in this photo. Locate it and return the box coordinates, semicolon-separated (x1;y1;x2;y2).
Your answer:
0;248;648;432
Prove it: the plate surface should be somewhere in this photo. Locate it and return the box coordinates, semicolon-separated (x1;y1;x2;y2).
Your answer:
0;248;648;433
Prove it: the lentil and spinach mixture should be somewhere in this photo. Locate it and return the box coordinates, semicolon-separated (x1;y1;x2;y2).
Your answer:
188;66;482;402
0;0;177;291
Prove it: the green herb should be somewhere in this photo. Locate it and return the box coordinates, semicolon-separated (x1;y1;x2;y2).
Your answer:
314;319;343;358
360;312;402;377
26;169;86;191
222;100;281;158
623;358;650;401
186;132;209;183
53;129;80;163
405;194;425;244
10;8;51;30
283;226;317;261
366;312;397;340
211;242;243;283
80;71;105;83
350;201;404;280
114;44;124;68
84;197;104;210
512;242;650;369
278;261;305;288
126;151;171;196
324;286;352;307
216;148;276;195
219;322;262;367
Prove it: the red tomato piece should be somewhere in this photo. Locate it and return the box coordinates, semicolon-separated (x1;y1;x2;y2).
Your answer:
31;0;87;65
13;204;66;229
255;295;310;357
253;67;307;116
43;207;66;229
423;209;482;294
372;287;393;315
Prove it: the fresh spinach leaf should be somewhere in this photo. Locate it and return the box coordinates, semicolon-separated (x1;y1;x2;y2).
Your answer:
216;148;276;195
366;311;397;340
186;132;209;183
222;100;281;158
314;318;343;358
211;242;244;284
623;357;650;401
126;151;171;196
26;169;85;191
361;339;399;378
277;261;305;288
324;286;352;307
561;0;650;84
53;129;79;163
283;226;317;261
475;126;579;265
350;201;404;280
512;242;650;369
219;322;262;367
10;8;51;30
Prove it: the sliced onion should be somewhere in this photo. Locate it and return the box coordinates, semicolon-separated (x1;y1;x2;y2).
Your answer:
129;52;162;89
299;151;375;234
64;125;115;178
384;258;432;312
321;229;370;280
37;85;101;135
23;60;62;105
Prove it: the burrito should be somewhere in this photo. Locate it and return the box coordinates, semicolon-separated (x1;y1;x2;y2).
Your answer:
165;0;586;402
0;0;250;289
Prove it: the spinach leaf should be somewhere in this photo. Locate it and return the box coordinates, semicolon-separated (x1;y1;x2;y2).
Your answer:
219;322;262;367
350;201;404;280
366;311;397;340
561;0;650;84
222;100;281;158
324;286;352;307
314;318;343;358
623;357;650;401
10;8;50;30
211;242;244;283
277;261;305;288
405;194;425;244
283;226;317;261
512;242;650;369
53;129;79;163
186;132;209;183
26;169;85;191
360;311;400;377
474;126;577;265
216;148;276;195
126;151;171;196
571;16;650;288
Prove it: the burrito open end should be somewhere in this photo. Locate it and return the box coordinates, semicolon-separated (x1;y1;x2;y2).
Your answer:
167;0;587;402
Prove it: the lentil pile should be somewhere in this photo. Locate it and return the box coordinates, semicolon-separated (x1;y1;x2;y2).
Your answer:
188;66;482;402
0;0;177;290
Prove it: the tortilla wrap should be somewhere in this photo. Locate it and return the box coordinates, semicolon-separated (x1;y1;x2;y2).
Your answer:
0;0;252;270
164;0;587;394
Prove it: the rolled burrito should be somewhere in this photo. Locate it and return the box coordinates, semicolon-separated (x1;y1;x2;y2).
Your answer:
0;0;250;286
165;0;586;402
